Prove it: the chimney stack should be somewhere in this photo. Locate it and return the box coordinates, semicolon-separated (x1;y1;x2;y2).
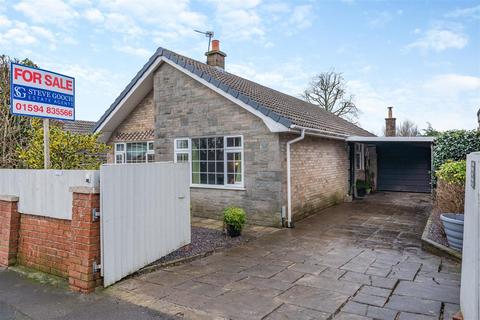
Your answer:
385;106;396;137
205;39;226;69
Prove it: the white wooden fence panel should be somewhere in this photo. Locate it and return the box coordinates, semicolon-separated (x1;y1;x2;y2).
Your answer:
461;152;480;319
0;169;99;220
100;162;190;286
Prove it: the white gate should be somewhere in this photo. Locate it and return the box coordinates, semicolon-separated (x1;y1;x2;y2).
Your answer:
461;152;480;319
100;162;190;286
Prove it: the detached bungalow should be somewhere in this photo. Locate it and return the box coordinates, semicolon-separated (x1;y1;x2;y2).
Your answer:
94;40;374;227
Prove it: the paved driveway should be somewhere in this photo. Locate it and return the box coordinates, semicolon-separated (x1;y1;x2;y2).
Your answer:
108;192;461;320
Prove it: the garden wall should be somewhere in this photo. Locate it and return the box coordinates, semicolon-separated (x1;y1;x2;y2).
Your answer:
0;188;102;293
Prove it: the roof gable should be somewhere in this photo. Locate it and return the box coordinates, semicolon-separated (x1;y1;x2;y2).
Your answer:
95;48;374;138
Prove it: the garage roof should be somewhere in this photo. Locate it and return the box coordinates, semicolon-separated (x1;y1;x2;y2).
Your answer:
347;136;434;143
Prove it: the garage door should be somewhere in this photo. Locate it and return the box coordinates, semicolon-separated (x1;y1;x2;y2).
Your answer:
377;144;431;193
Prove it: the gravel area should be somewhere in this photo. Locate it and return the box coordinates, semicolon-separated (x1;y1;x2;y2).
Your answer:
427;208;449;247
148;227;248;266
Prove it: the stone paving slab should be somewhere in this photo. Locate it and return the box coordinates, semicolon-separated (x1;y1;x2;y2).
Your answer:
108;193;461;320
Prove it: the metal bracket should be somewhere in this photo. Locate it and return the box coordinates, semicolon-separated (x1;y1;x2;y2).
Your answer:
92;261;102;273
92;208;100;221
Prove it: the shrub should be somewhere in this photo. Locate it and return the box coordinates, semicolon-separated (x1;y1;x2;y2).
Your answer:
356;179;367;189
435;160;466;214
223;207;246;232
436;160;466;185
433;130;480;180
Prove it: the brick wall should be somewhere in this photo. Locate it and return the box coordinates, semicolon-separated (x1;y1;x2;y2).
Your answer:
282;134;349;222
153;63;284;227
106;90;155;163
17;214;71;277
0;189;101;293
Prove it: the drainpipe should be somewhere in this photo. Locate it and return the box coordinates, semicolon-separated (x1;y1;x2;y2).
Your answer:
286;129;305;228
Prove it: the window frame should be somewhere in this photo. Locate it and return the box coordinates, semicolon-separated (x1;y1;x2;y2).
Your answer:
114;141;155;164
355;143;365;170
175;135;245;190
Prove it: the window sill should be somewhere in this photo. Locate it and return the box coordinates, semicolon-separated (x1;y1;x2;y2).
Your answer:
190;184;246;191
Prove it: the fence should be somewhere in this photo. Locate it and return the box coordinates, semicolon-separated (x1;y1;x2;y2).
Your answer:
100;162;191;286
0;169;99;219
461;152;480;319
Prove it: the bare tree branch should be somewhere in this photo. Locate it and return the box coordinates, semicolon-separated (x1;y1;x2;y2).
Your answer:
301;70;359;123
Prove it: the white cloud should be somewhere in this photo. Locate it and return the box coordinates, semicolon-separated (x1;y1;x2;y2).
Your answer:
446;5;480;19
0;22;56;47
406;26;468;52
0;15;11;28
115;45;151;58
367;11;393;28
104;13;144;37
423;74;480;97
14;0;78;25
83;8;104;23
287;5;314;31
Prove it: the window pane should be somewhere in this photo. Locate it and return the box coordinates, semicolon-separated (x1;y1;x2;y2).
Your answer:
116;144;124;151
148;142;154;151
200;139;207;149
216;149;224;160
147;154;155;163
227;153;234;161
208;162;215;172
192;139;199;149
235;153;242;161
176;139;188;150
216;174;224;185
208;174;216;185
200;173;207;184
200;162;207;172
115;154;123;164
192;172;200;184
216;161;224;172
192;149;199;161
208;150;215;161
215;137;224;148
227;174;235;184
200;150;207;161
208;138;216;149
126;142;147;163
176;153;188;163
227;137;242;147
192;161;200;172
227;161;235;173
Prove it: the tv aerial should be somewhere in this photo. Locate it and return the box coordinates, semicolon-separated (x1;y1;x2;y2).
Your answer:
194;30;214;51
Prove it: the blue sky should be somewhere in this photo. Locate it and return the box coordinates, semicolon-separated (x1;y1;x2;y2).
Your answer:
1;0;479;135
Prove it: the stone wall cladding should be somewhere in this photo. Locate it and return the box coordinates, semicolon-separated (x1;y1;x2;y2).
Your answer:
282;134;349;222
17;214;71;277
153;63;283;227
106;90;155;163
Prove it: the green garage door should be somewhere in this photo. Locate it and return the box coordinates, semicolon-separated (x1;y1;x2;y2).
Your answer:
377;144;431;193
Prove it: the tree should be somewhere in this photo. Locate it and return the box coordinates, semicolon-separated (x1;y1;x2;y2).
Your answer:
396;120;420;137
301;70;359;122
18;119;109;170
422;122;441;137
0;55;36;168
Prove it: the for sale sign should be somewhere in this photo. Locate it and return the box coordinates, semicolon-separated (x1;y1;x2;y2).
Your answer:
10;63;75;121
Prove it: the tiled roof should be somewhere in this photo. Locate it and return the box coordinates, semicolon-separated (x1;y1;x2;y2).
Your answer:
95;48;374;137
55;120;96;135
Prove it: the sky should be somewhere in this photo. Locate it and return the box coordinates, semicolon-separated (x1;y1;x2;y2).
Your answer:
1;0;479;135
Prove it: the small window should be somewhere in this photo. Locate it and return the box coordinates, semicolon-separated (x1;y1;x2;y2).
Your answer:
355;143;364;170
174;138;190;163
114;141;154;164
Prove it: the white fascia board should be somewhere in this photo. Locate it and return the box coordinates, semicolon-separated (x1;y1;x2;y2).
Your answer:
94;57;164;135
346;136;435;142
161;58;288;133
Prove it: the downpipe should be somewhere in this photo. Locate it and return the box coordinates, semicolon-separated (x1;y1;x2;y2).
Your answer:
286;128;305;228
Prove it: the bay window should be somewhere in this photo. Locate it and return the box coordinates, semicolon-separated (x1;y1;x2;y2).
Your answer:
114;141;155;164
174;136;244;188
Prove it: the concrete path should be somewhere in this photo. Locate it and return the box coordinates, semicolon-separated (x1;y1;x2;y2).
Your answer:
108;192;461;320
0;268;175;320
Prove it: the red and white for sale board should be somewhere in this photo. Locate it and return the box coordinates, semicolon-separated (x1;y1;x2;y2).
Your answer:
10;63;75;121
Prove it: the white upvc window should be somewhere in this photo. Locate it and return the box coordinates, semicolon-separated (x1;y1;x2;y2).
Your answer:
355;143;365;170
114;141;155;164
175;135;244;189
174;138;190;163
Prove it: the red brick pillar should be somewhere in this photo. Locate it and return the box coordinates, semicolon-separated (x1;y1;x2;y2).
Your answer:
0;195;20;267
68;187;101;293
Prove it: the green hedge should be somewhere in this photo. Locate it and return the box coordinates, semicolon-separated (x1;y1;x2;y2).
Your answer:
433;130;480;184
436;160;466;185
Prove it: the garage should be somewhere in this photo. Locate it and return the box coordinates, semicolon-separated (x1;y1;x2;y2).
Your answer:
347;136;434;195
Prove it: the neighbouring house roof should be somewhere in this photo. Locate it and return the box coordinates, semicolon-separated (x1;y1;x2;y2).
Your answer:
94;47;374;139
55;120;96;135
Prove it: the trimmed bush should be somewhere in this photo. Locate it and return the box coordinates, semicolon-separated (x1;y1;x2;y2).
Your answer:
433;130;480;175
435;160;466;214
223;207;246;233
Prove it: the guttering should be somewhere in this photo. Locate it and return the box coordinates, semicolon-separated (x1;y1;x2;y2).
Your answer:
290;125;349;141
286;128;305;228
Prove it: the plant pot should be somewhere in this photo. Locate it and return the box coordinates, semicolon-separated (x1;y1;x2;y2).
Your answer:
357;188;366;197
440;213;464;251
226;224;241;237
366;188;371;195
